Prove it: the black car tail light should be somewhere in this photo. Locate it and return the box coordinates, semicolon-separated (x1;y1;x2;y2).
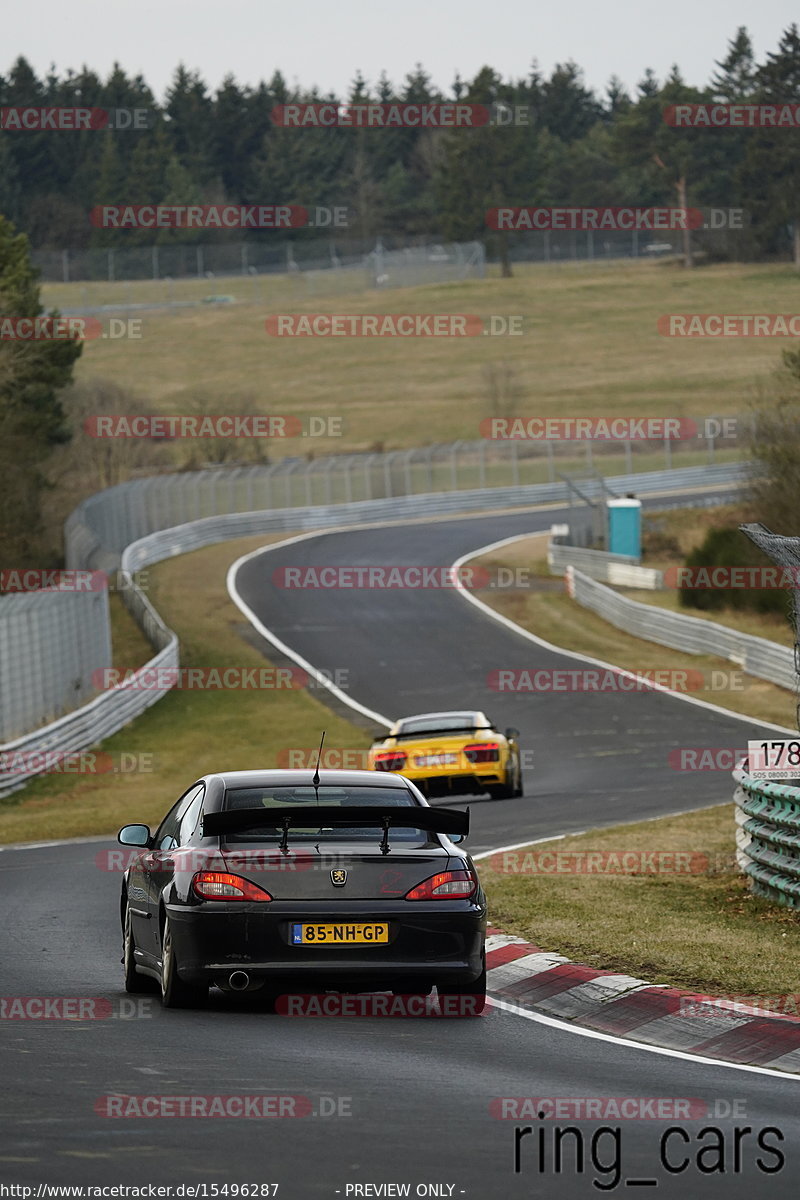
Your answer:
192;871;273;901
463;742;500;763
405;869;477;900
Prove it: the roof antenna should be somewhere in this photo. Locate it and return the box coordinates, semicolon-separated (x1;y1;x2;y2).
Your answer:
312;730;326;802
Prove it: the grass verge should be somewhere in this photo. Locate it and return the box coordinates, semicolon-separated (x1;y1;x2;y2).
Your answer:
109;591;154;672
481;804;799;999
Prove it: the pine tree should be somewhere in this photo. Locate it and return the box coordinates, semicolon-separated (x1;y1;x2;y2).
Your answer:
710;27;756;100
435;66;537;276
605;77;631;119
740;25;800;266
540;62;603;142
165;65;214;188
612;71;712;267
212;75;251;198
637;69;660;99
0;215;81;565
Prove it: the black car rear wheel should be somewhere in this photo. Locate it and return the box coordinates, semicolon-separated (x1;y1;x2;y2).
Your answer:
488;755;522;800
160;921;208;1009
122;905;158;994
436;965;487;1016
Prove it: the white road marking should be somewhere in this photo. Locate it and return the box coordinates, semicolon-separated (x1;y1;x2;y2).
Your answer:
227;533;392;728
488;997;800;1080
0;835;110;853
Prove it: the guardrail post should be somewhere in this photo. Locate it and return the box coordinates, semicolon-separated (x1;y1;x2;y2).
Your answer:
403;449;414;496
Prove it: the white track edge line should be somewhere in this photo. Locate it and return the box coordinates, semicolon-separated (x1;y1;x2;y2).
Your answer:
487;998;800;1080
227;533;393;728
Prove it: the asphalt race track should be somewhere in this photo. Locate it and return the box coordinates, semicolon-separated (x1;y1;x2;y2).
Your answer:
233;496;786;851
2;495;798;1198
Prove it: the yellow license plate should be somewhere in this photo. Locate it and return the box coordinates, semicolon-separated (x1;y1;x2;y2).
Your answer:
291;923;389;946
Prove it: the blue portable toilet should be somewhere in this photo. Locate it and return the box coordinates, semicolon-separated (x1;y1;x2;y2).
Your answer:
607;498;642;559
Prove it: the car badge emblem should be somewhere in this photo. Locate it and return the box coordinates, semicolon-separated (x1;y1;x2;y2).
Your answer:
331;868;347;886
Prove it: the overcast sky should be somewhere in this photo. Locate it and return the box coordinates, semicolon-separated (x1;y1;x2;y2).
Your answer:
6;0;799;101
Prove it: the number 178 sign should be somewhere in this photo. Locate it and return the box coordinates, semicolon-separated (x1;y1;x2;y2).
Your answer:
747;740;800;780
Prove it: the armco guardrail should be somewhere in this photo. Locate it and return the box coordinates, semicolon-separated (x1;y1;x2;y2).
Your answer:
607;563;663;589
734;769;800;909
0;460;749;798
547;539;664;587
567;567;796;691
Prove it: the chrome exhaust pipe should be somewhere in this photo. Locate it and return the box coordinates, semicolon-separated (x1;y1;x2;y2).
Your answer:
228;970;250;991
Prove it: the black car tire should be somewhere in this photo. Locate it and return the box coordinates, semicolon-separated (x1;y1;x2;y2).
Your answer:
160;920;208;1009
122;905;158;994
488;755;522;800
436;965;487;1016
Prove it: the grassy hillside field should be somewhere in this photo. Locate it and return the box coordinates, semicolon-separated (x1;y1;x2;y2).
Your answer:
42;259;797;460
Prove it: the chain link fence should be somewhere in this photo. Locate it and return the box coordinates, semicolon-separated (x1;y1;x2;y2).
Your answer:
33;229;731;289
65;449;746;572
33;239;486;291
0;587;112;741
0;559;176;796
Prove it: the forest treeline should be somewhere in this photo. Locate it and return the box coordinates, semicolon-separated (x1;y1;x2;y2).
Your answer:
1;24;799;261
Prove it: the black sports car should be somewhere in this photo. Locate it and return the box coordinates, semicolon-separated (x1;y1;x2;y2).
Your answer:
118;768;486;1013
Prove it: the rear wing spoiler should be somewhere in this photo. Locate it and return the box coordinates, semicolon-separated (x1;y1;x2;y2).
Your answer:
203;805;469;852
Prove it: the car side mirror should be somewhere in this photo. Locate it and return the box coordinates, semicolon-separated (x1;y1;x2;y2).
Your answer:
449;831;466;844
505;727;520;740
118;824;151;847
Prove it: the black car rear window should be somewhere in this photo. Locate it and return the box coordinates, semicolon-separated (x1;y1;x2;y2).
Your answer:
221;785;430;844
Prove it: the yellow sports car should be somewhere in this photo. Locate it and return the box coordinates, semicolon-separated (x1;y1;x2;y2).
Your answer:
368;710;523;800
